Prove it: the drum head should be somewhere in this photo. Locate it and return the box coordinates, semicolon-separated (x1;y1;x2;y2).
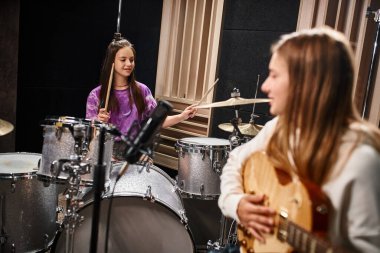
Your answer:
0;153;40;176
178;137;230;148
41;116;91;127
54;197;194;253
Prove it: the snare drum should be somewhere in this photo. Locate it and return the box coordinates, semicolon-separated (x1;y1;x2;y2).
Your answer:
53;163;194;253
38;116;114;185
0;153;58;252
176;137;230;198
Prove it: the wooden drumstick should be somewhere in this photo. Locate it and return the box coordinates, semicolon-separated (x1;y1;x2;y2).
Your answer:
194;78;219;106
104;63;115;111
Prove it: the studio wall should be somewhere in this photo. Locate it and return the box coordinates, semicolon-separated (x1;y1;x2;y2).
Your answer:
211;0;300;139
16;0;163;153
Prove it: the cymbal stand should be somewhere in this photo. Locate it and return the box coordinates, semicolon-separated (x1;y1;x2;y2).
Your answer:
207;216;237;251
226;88;244;148
249;75;260;125
206;89;239;251
229;111;244;148
51;124;91;253
363;7;380;118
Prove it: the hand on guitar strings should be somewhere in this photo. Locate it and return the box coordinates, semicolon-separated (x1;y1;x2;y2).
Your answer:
237;194;276;243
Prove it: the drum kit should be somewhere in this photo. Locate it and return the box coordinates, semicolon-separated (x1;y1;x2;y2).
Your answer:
0;91;268;253
180;88;268;251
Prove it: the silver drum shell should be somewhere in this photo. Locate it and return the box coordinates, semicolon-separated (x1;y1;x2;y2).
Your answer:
0;152;58;252
176;137;230;198
38;120;113;185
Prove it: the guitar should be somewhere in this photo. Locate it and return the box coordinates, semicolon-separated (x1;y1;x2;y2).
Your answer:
238;151;341;253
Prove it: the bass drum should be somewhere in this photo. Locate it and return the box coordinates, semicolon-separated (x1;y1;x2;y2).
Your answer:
53;163;194;253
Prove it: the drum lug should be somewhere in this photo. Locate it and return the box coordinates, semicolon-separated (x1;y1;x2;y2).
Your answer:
175;144;185;158
0;234;6;245
213;161;222;175
10;178;16;193
201;149;207;160
56;205;64;215
200;184;205;196
179;180;185;190
50;160;59;179
0;195;8;245
55;127;63;140
143;185;155;202
178;209;188;225
224;150;229;160
209;149;214;163
11;243;15;252
43;234;49;249
145;162;153;172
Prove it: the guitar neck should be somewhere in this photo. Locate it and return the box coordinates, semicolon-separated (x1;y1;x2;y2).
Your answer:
279;216;337;253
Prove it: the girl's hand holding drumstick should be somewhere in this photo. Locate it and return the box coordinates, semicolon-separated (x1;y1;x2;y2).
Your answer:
98;63;114;123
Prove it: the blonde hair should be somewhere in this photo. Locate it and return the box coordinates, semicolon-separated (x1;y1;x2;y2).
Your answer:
266;27;380;184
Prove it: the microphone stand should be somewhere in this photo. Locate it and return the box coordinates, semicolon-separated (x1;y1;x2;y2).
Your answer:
89;125;106;253
362;7;380;118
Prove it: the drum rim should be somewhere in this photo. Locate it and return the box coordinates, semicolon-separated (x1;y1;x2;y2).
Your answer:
103;190;185;217
86;194;191;228
40;116;107;128
178;190;220;200
177;137;230;145
36;173;109;187
111;162;177;186
0;152;41;179
109;162;183;209
41;116;90;125
0;151;42;157
176;139;231;150
36;173;69;184
0;171;36;179
175;144;230;153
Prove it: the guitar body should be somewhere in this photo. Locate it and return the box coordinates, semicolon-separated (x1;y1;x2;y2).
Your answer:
238;152;330;253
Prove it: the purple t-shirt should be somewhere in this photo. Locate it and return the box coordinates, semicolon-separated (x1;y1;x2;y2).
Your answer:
85;82;157;136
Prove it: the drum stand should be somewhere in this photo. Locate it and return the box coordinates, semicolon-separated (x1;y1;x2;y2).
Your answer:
51;124;92;253
52;156;91;253
206;213;238;251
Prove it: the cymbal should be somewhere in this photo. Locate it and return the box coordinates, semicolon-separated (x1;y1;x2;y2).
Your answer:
218;123;263;136
0;118;14;136
195;97;270;109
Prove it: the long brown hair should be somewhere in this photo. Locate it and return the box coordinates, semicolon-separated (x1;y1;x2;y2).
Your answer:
98;38;146;116
266;27;380;184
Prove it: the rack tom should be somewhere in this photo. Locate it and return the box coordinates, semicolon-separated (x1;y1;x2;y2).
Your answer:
176;137;230;199
38;116;114;186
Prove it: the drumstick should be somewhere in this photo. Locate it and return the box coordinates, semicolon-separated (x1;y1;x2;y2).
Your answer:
116;161;129;181
104;63;115;111
194;78;219;106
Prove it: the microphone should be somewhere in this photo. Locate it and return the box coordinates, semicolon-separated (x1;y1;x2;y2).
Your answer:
117;100;173;180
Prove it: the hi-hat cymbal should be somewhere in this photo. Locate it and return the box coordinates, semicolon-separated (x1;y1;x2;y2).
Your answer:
0;118;14;136
195;97;270;109
218;122;263;136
